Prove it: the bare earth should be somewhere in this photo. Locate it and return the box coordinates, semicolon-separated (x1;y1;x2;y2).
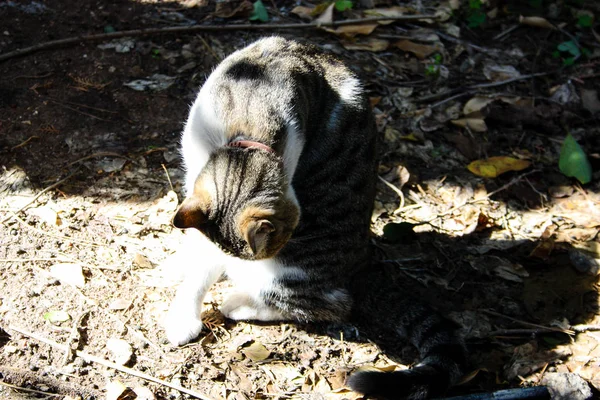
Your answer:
1;1;599;399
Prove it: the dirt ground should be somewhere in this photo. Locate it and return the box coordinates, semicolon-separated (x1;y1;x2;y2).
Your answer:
1;0;600;399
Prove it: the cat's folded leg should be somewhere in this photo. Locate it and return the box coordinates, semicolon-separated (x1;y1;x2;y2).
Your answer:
220;292;285;321
164;233;226;346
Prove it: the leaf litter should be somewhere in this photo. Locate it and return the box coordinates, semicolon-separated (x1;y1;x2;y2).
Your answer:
1;0;600;399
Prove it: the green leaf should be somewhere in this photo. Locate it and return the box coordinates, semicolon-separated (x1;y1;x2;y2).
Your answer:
559;133;592;184
557;41;580;57
577;15;593;28
469;0;482;10
43;310;71;324
249;0;269;22
334;0;353;12
467;11;486;28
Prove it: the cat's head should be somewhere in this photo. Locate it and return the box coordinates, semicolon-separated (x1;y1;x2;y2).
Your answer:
173;147;299;260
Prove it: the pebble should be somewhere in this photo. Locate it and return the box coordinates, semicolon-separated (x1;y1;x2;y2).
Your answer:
542;372;593;400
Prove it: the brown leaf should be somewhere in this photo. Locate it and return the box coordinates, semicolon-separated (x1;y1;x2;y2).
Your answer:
241;341;270;361
214;0;253;19
342;38;389;51
335;23;379;37
290;6;315;20
364;7;410;25
315;3;334;25
451;118;488;132
519;15;556;29
394;40;438;59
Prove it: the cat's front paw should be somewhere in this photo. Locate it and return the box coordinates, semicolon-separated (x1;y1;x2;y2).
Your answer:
220;293;284;321
164;311;203;346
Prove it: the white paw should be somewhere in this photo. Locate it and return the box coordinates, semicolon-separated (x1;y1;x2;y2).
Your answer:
220;293;284;321
164;309;203;346
220;293;257;320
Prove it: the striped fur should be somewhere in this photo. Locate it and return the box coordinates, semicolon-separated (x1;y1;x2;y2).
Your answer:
165;37;466;399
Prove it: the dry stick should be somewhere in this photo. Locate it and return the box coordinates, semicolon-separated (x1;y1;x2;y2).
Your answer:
482;310;575;335
65;151;133;167
8;325;216;400
0;380;61;397
0;15;438;63
1;169;78;224
416;72;551;103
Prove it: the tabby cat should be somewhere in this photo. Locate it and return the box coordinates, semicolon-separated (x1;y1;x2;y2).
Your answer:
164;37;466;399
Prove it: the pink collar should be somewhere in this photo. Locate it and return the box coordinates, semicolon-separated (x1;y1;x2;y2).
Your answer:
227;139;274;153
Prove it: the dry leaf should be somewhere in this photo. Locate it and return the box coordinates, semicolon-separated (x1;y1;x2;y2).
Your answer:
107;338;133;365
241;341;270;361
394;40;438;59
451;118;488;132
106;380;135;400
290;6;314;20
108;298;132;311
342;38;389;51
133;386;156;400
29;205;61;226
519;15;556;29
364;7;408;25
50;263;85;287
581;89;600;114
214;0;253;19
315;3;334;25
483;64;521;81
335;24;379;37
467;156;531;178
133;253;153;269
463;96;495;115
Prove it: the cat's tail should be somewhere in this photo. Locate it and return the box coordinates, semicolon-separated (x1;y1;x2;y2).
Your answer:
348;265;467;399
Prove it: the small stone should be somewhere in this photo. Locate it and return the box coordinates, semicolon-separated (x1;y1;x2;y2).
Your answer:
542;372;593;400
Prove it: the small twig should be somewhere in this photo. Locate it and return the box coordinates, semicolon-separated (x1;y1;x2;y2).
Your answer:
0;380;61;397
11;215;105;247
489;328;566;336
8;325;216;400
10;135;39;150
63;310;91;365
65;152;132;167
48;98;118;114
1;170;78;224
571;324;600;333
0;15;439;63
49;99;110;121
429;91;474;109
493;24;520;41
482;310;575;335
162;163;175;193
378;175;405;210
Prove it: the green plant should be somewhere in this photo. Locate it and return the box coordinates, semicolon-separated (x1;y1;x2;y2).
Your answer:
249;0;269;22
151;48;160;59
577;15;594;28
559;133;592;184
425;53;443;77
553;39;589;66
334;0;353;11
467;0;486;28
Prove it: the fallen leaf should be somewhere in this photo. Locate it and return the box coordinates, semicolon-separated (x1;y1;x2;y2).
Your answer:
467;157;531;178
43;310;71;324
394;40;439;59
290;5;314;20
559;133;592;184
519;15;556;29
29;205;61;226
106;380;136;400
108;298;132;311
463;96;495;115
50;263;85;287
451;118;488;132
315;3;334;25
107;338;133;365
483;64;521;81
342;38;388;51
241;341;270;361
133;253;153;269
214;0;253;19
581;89;600;114
364;6;409;24
133;386;156;400
335;23;379;37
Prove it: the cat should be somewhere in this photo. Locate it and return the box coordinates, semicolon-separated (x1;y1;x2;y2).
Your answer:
163;36;466;399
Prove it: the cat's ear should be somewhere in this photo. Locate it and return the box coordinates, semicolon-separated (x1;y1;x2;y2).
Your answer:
172;197;208;230
243;219;275;255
